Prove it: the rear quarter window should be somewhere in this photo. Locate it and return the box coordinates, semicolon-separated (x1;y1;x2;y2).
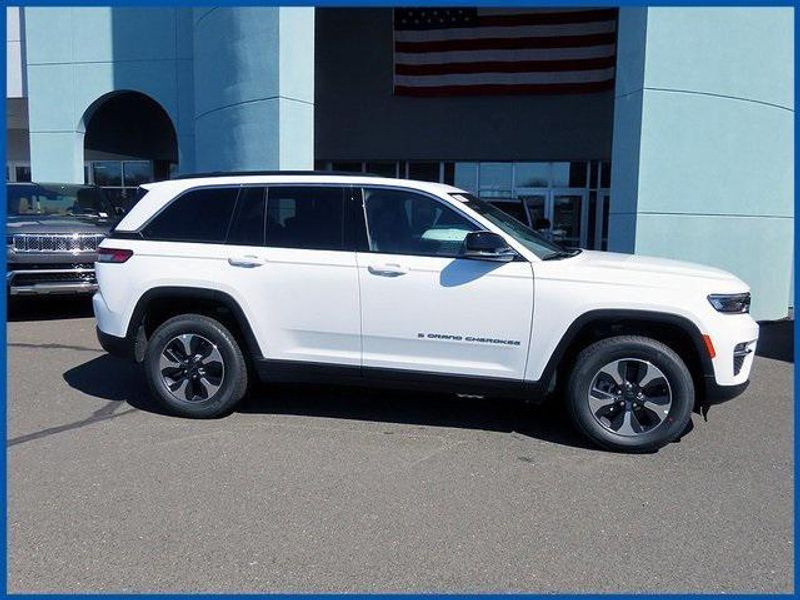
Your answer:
142;187;239;243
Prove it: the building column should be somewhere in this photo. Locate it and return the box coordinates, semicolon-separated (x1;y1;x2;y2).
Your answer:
192;7;314;172
610;7;794;320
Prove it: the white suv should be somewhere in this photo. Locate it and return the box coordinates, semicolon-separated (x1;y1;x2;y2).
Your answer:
94;173;758;452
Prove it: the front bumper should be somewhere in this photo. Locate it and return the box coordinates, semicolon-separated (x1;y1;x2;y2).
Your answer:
7;267;97;296
703;377;750;406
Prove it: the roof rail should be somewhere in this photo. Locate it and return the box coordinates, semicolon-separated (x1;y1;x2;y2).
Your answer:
171;170;380;180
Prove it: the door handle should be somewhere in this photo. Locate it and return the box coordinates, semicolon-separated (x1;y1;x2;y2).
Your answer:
368;263;409;276
228;255;266;268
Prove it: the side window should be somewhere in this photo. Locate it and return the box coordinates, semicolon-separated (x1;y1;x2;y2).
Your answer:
363;188;478;257
265;186;346;251
143;187;239;243
226;186;266;246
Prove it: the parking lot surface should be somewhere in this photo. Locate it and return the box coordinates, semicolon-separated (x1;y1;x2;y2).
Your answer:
7;300;794;592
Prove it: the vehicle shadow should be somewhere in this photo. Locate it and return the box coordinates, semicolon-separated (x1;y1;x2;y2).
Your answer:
62;354;172;416
63;354;597;451
8;296;94;322
756;319;794;363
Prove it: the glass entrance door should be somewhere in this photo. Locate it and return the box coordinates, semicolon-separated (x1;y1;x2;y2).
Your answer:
520;190;587;247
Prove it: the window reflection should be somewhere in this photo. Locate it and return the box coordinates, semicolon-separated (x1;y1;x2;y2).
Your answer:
314;159;611;251
515;163;549;188
478;163;512;194
92;162;122;187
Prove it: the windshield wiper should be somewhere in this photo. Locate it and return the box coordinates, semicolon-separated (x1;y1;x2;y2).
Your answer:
541;248;582;261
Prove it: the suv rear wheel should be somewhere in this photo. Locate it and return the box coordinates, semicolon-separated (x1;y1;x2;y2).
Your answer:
566;335;694;452
144;314;248;418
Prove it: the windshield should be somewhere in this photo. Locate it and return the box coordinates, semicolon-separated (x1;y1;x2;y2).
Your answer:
451;192;570;259
7;183;113;218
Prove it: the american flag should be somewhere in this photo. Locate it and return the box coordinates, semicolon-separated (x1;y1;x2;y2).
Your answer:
393;7;617;96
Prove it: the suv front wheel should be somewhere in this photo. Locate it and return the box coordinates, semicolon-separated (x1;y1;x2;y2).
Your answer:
566;335;694;453
144;314;249;418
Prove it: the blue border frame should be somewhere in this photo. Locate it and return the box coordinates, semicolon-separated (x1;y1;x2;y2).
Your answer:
1;2;796;597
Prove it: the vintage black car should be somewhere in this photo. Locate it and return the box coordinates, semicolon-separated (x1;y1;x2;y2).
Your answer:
7;182;118;296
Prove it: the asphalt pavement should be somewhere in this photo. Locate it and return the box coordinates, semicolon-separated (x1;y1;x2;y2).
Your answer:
6;298;794;592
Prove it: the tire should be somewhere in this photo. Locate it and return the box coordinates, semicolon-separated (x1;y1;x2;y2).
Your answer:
144;314;249;418
566;335;694;453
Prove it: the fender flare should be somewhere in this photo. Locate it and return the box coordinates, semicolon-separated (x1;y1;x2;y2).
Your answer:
127;286;263;359
535;309;715;388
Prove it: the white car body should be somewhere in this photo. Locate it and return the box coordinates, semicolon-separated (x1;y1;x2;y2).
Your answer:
94;174;758;405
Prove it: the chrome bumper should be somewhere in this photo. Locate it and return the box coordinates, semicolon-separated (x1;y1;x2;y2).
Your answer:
7;268;98;296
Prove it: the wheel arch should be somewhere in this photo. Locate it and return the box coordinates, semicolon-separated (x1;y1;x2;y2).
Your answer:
537;309;714;402
126;286;263;362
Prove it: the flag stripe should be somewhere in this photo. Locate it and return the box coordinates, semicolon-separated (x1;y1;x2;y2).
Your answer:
396;68;615;87
396;56;616;76
477;8;617;28
395;45;616;65
395;32;617;53
395;80;615;97
394;21;616;43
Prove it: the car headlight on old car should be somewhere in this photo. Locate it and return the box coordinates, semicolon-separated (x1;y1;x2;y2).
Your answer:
708;292;751;314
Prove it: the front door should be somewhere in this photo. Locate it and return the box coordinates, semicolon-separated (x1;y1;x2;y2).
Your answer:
355;187;534;380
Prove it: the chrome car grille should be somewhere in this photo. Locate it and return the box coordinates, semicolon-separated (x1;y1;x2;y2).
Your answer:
11;233;105;253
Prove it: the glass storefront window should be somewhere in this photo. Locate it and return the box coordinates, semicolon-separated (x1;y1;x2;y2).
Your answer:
92;162;122;187
478;163;512;196
552;162;587;188
15;165;31;183
601;194;610;250
86;159;158;211
587;191;597;249
515;163;549;188
408;162;440;182
331;161;363;173
454;163;478;194
552;194;583;246
443;162;455;186
366;162;398;178
123;161;153;187
601;161;611;188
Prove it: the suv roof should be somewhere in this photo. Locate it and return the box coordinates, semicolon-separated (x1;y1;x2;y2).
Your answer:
172;170;380;180
121;174;462;233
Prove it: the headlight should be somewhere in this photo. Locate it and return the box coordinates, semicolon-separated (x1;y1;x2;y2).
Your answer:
708;293;751;314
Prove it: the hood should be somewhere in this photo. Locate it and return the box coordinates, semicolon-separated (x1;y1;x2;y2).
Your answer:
6;215;114;235
541;250;749;293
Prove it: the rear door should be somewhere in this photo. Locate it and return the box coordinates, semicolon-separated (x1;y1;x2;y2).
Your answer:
135;183;362;367
354;186;534;380
245;184;362;366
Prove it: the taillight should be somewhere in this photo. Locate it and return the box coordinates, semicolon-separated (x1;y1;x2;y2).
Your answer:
96;247;133;263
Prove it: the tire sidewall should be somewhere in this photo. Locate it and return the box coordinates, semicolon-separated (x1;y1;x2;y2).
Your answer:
568;337;694;452
145;315;246;418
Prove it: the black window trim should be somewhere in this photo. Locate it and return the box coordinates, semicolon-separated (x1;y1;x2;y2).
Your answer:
138;183;243;244
357;184;492;260
263;183;355;253
225;184;268;247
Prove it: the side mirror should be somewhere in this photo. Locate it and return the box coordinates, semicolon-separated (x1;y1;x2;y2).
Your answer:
462;231;516;262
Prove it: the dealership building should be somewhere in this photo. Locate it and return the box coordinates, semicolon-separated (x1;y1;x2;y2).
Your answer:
5;6;794;319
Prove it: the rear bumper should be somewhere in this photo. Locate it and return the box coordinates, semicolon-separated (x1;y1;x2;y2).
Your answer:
96;326;137;361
